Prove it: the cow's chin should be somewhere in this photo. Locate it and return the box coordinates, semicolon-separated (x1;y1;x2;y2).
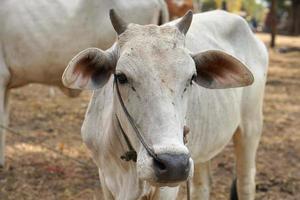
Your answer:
139;169;194;188
147;180;185;188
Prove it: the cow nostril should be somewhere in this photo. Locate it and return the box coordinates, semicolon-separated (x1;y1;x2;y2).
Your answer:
153;158;167;171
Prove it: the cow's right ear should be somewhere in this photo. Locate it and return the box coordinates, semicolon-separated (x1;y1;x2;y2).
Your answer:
62;48;116;90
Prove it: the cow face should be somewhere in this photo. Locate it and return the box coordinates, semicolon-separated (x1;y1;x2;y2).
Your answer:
114;24;196;186
62;10;253;187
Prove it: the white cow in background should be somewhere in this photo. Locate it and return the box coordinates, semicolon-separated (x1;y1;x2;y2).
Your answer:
63;10;268;200
0;0;169;166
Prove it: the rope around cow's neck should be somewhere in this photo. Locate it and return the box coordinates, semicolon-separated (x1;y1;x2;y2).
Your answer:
114;74;191;200
114;74;158;161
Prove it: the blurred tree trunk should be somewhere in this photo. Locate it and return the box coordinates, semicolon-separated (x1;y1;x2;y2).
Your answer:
221;0;227;11
290;0;300;35
270;0;277;48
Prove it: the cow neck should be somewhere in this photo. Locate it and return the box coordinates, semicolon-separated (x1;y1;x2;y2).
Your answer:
113;74;158;162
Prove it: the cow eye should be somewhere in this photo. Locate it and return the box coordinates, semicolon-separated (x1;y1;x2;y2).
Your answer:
116;73;128;84
190;74;196;85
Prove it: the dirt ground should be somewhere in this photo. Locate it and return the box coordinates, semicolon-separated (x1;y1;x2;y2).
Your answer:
0;33;299;200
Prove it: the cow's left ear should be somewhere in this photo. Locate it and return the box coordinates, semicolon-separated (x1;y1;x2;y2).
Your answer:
62;48;117;90
192;50;254;89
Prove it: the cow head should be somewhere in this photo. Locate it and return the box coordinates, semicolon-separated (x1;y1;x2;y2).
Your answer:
62;10;253;187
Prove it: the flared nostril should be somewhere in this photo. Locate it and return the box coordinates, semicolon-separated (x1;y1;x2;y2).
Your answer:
153;153;190;182
153;158;167;172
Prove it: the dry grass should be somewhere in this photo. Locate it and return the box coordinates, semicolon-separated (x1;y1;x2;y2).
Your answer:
0;33;299;199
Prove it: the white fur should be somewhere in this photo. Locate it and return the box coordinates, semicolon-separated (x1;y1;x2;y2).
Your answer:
0;0;169;166
68;11;268;199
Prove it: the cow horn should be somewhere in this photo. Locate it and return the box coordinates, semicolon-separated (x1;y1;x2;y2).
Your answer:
175;10;193;35
109;9;128;35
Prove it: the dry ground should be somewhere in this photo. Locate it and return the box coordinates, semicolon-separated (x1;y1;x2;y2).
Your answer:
0;33;299;200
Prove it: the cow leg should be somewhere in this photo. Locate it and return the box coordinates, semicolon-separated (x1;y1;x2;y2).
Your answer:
191;161;211;199
233;120;262;200
0;53;10;167
0;87;9;167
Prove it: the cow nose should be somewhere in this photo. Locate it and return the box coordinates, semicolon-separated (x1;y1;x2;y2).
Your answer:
153;153;190;182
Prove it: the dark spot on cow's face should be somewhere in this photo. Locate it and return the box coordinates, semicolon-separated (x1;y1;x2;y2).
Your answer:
131;86;136;92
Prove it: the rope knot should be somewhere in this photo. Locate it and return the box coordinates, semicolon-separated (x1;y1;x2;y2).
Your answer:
120;150;137;162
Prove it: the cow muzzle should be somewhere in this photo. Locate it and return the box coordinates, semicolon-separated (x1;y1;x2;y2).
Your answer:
153;153;190;183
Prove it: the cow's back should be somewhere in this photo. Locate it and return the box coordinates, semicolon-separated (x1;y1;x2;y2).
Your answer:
0;0;165;88
171;11;268;162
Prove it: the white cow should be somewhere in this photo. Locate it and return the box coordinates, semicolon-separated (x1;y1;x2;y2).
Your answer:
0;0;169;166
63;10;268;200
